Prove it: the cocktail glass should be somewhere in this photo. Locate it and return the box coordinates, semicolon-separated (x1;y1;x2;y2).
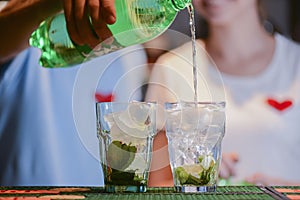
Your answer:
165;101;225;193
96;102;157;193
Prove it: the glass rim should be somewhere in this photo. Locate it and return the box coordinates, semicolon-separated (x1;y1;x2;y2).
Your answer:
164;101;226;107
95;101;157;106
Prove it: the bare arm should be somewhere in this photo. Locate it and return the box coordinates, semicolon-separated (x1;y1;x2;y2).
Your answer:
0;0;117;66
0;0;62;65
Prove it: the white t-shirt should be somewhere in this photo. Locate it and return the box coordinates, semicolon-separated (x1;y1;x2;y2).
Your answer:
0;45;148;186
146;34;300;184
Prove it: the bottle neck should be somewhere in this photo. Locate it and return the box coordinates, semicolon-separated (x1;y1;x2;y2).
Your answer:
169;0;191;11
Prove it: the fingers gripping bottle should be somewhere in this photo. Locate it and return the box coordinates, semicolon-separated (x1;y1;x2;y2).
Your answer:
29;0;191;68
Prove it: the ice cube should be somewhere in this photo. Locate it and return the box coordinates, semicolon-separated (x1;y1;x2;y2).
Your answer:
105;103;153;139
201;125;224;150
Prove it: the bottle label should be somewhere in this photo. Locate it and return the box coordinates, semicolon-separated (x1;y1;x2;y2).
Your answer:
80;39;124;59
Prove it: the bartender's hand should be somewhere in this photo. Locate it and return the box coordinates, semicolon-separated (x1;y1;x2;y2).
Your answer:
62;0;116;48
219;152;239;179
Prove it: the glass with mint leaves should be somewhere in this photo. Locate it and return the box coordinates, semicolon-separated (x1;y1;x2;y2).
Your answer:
96;102;157;193
165;102;225;193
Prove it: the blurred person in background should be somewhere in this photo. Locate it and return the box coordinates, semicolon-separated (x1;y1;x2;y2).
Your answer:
146;0;300;186
0;0;148;185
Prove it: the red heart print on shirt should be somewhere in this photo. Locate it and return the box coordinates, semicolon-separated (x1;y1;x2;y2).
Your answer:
266;98;293;111
95;93;114;102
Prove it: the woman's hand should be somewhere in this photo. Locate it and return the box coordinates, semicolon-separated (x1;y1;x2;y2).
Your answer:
219;152;239;179
62;0;116;48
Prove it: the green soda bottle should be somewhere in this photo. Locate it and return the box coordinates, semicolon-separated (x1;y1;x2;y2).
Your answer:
29;0;191;68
